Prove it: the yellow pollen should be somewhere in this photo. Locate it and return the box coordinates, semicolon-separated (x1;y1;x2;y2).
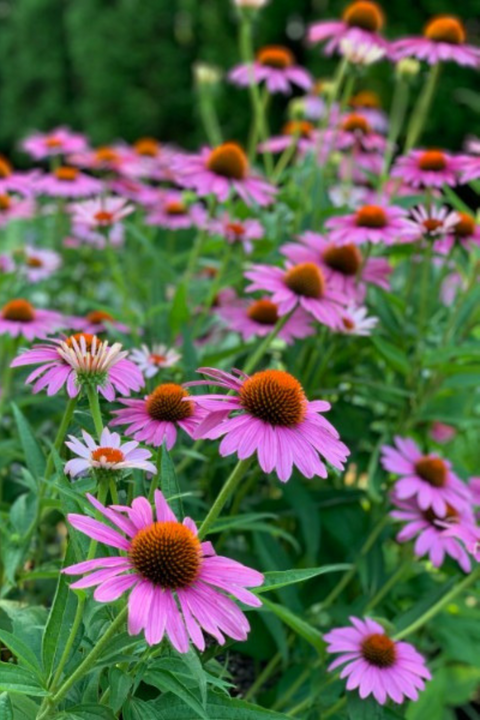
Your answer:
256;46;295;69
247;299;279;325
343;1;385;32
284;262;325;299
130;521;201;588
361;634;397;668
146;384;194;422
2;299;35;322
54;166;79;182
424;16;466;44
207;143;249;180
91;447;125;464
415;456;448;487
240;370;307;426
355;205;387;228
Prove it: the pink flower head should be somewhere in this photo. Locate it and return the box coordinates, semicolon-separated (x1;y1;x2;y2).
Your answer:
70;221;125;250
325;204;414;246
325;112;387;153
111;383;206;449
403;205;459;243
174;143;277;206
35;166;103;198
0;155;39;196
208;213;264;253
18;247;61;283
0;193;35;226
245;262;347;330
435;211;480;254
459;153;480;184
349;91;388;133
440;271;466;306
63;491;264;651
0;299;63;340
11;333;143;400
308;1;389;56
469;477;480;507
390;495;475;572
188;367;350;483
381;436;471;517
229;46;312;95
65;427;157;477
391;150;463;189
21;127;88;160
68;145;133;174
129;344;182;379
280;231;392;302
217;298;314;344
430;422;456;444
324;617;431;705
442;522;480;563
258;121;318;156
392;16;480;67
67;310;130;336
145;191;207;231
69;196;134;229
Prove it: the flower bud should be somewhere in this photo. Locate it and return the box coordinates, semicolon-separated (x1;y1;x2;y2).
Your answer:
193;62;222;87
395;57;421;79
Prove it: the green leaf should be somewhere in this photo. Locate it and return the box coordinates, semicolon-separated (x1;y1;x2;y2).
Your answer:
348;694;385;719
0;692;13;720
144;669;208;719
260;597;324;653
161;448;183;519
169;282;190;336
256;565;351;594
11;404;46;480
57;704;116;720
123;698;162;720
108;667;133;713
370;338;409;376
153;693;292;718
180;650;207;707
0;664;48;696
0;630;42;679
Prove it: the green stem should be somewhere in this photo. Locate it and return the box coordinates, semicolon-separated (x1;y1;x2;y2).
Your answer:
381;76;410;183
364;559;410;613
198;458;253;539
394;565;480;641
244;648;284;701
322;696;347;719
242;313;291;375
149;445;163;501
44;396;78;479
86;385;104;438
36;607;128;720
198;87;223;146
404;64;441;153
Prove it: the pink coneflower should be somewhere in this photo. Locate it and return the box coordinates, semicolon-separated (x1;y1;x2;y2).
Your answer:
349;90;388;133
340;305;378;335
308;1;389;56
459;153;480;183
245;262;347;329
435;212;480;253
258;121;317;156
392;16;480;67
0;156;38;196
337;150;383;183
69;196;134;229
391;150;463;189
0;299;63;340
174;143;277;206
381;436;471;517
19;247;61;283
391;496;474;572
109;177;159;206
68;310;130;336
146;191;207;231
324;617;431;705
70;221;125;250
68;145;132;174
21;127;88;160
130;344;182;378
442;522;480;562
325;113;387;153
217;298;314;344
0;255;14;274
469;478;480;507
11;333;143;400
209;213;264;253
65;427;156;478
229;46;312;94
430;422;456;444
111;383;206;449
188;368;350;483
403;205;459;243
35;166;103;198
280;232;392;302
325;204;413;246
63;491;263;651
0;193;35;226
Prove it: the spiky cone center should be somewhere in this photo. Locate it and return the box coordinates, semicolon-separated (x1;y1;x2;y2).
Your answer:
323;243;362;276
130;521;202;588
26;256;44;268
355;205;388;228
240;369;307;426
2;299;35;322
284;262;325;299
146;383;194;422
361;633;397;668
149;353;167;365
423;503;459;525
341;113;372;135
65;333;98;352
423;218;444;234
256;45;295;69
247;299;279;325
93;210;115;225
455;212;476;238
54;166;79;182
0;156;12;178
424;16;466;44
45;136;63;148
342;316;356;331
0;195;11;211
58;334;127;376
91;447;125;465
282;121;314;138
350;90;381;109
207;143;249;180
418;150;447;172
86;310;114;325
226;221;246;237
165;200;187;216
415;455;448;487
95;147;120;164
342;1;385;32
134;137;160;157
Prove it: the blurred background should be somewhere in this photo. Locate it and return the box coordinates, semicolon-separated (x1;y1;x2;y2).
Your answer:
1;0;480;156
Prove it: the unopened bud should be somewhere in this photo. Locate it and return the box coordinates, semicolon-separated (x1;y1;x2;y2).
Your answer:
395;58;420;79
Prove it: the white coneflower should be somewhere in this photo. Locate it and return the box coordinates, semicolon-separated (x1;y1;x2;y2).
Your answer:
340;305;378;336
339;38;386;65
57;334;129;378
130;343;182;379
65;427;157;478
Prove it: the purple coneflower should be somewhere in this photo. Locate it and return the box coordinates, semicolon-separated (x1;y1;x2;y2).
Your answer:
146;191;207;231
63;491;264;651
69;196;134;229
217;298;314;344
0;193;35;226
21;127;88;160
229;46;312;95
325;204;413;246
68;310;130;336
392;149;463;188
208;213;264;253
0;299;63;340
393;16;480;67
308;1;389;56
35;166;103;198
19;247;61;283
339;305;378;335
65;427;156;478
258;121;317;156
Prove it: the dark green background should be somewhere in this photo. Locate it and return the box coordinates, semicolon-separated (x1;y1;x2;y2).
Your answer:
0;0;479;155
